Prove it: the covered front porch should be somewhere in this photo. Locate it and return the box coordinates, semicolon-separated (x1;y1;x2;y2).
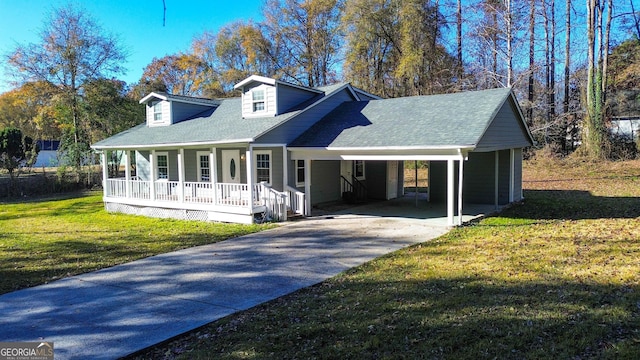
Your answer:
99;145;306;224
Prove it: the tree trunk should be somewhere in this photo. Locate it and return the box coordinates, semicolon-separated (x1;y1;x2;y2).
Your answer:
543;0;550;144
584;0;612;158
457;0;463;80
549;0;556;134
528;0;536;126
506;0;513;87
563;0;571;152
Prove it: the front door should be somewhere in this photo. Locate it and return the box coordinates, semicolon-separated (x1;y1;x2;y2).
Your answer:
221;150;240;183
387;161;398;199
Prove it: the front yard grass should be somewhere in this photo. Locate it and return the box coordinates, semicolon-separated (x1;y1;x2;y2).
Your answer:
133;157;640;359
0;192;270;295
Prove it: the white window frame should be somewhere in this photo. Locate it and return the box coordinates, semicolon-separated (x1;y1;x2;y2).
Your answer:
254;150;272;185
354;160;365;180
196;151;211;182
251;88;266;113
155;152;169;180
152;101;163;122
295;159;305;187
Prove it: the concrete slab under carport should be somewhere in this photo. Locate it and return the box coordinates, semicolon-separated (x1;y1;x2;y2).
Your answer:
312;192;501;227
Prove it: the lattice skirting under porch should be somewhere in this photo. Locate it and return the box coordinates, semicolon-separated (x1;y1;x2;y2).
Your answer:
105;203;209;222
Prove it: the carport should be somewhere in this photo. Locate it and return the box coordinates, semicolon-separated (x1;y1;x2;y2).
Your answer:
288;88;534;226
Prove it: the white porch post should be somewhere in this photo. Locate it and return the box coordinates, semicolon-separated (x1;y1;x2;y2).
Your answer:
509;149;515;203
150;150;156;201
447;159;454;226
304;159;311;216
210;147;217;202
427;161;431;202
101;151;108;198
177;148;185;203
246;147;254;210
494;151;499;210
282;145;288;189
457;157;464;226
124;150;131;198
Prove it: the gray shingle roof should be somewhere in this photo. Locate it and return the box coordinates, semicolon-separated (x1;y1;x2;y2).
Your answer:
290;88;514;148
92;98;301;149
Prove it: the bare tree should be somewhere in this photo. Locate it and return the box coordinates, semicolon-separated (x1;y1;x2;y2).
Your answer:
6;4;126;168
584;0;614;158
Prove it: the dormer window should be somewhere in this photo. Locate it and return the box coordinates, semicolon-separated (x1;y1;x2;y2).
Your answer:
153;102;163;122
252;89;265;112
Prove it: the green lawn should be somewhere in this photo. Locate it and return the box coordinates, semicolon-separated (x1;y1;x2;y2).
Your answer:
0;192;270;294
133;158;640;360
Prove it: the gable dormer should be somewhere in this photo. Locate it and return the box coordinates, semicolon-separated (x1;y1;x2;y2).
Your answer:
234;75;323;118
140;92;219;127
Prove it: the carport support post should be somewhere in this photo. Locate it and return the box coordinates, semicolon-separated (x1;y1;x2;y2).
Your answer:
304;159;311;216
447;159;455;226
415;160;418;207
458;157;464;226
494;151;499;210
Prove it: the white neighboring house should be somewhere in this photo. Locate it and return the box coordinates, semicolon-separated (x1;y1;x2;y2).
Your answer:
610;116;640;142
92;75;534;225
33;140;60;168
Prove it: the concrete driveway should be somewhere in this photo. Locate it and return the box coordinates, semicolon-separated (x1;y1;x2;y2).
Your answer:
0;214;449;360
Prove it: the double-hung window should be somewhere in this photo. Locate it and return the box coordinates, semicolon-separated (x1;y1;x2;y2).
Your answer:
156;153;169;180
153;102;163;122
197;152;211;181
255;150;271;184
295;160;305;186
252;89;265;113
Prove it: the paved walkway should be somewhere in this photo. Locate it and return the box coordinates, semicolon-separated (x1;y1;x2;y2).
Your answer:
0;214;449;360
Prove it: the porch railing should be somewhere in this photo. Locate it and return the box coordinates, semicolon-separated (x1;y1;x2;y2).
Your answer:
285;185;306;216
155;181;180;202
184;182;214;204
106;179;127;198
104;179;306;221
214;183;263;207
260;183;288;221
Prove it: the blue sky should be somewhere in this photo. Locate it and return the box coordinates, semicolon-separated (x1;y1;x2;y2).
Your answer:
0;0;264;93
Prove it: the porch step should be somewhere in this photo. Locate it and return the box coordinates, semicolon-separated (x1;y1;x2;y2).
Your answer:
286;210;305;221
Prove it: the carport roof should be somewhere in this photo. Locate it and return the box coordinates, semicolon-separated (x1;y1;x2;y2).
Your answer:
289;87;526;149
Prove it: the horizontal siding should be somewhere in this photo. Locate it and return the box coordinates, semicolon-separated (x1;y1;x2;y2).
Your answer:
172;103;213;124
242;83;276;117
498;150;511;205
428;161;448;203
146;100;171;127
162;101;171;124
167;150;178;181
253;146;283;191
135;151;151;181
463;152;495;204
145;103;153;124
476;98;532;151
366;161;387;200
514;148;523;202
256;88;355;144
183;149;213;182
277;84;317;113
311;160;341;205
